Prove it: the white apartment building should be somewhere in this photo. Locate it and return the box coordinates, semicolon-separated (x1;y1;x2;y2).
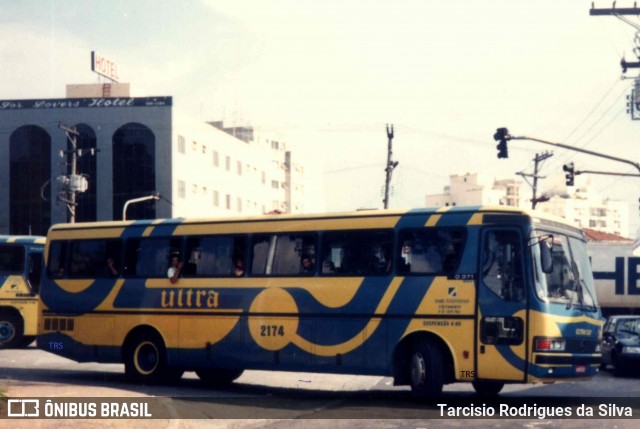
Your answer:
424;172;631;239
425;173;526;208
173;115;313;218
538;188;630;238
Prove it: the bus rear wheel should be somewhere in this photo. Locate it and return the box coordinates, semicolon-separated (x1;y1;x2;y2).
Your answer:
124;331;183;384
472;380;504;396
0;312;23;349
408;340;444;397
196;368;244;387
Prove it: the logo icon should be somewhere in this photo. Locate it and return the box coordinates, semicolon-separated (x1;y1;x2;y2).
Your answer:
7;399;40;417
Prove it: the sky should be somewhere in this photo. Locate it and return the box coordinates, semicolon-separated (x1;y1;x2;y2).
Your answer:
2;0;640;233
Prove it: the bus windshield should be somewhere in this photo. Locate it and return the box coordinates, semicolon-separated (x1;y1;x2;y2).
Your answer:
0;245;24;274
533;231;598;310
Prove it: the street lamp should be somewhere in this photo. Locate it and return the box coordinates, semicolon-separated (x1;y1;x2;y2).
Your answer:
122;193;161;221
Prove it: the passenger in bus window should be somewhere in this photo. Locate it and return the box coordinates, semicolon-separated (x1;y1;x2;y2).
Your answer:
168;254;183;283
300;255;314;275
370;244;391;274
233;257;245;277
442;244;459;274
106;257;119;277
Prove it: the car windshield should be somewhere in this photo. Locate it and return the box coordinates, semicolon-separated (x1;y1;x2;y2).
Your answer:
533;231;598;310
617;319;640;336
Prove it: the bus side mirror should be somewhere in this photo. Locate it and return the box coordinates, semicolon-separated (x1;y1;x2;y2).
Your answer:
540;240;553;274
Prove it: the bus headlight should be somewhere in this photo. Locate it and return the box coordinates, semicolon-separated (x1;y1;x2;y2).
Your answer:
622;346;640;354
535;338;566;352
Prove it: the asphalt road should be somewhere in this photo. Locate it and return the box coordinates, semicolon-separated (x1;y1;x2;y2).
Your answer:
1;344;639;428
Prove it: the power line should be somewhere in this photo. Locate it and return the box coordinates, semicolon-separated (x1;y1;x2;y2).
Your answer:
561;78;622;144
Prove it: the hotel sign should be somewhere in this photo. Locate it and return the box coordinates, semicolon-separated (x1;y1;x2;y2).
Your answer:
91;51;119;82
0;97;172;110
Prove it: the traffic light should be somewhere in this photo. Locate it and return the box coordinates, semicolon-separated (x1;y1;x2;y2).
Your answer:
563;162;575;186
493;127;509;159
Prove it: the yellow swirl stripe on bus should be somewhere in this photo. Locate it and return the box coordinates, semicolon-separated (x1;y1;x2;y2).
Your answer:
290;277;404;356
54;279;95;294
95;279;126;311
173;215;401;235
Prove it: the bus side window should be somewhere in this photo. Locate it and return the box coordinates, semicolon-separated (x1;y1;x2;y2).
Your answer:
125;238;181;277
481;230;524;302
321;230;392;276
47;241;68;278
27;252;43;294
398;228;466;275
251;236;272;275
185;235;245;277
250;234;315;276
272;234;316;276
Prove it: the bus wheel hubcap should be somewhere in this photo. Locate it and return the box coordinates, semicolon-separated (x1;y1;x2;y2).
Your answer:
134;342;159;375
0;322;15;343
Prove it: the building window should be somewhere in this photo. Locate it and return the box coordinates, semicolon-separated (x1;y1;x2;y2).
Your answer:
261;171;266;184
226;156;231;172
213;150;219;167
271;180;279;189
113;123;156;220
178;135;185;154
178;180;186;199
9;125;51;235
226;194;231;210
202;145;207;155
237;160;242;176
237;197;242;212
213;190;219;207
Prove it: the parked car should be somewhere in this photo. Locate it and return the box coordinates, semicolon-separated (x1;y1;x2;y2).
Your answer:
601;315;640;376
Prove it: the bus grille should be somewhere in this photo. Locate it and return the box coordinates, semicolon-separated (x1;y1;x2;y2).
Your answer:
43;317;75;332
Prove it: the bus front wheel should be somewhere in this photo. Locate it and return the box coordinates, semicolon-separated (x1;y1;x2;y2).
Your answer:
408;340;444;397
124;331;183;384
196;368;244;387
0;312;23;349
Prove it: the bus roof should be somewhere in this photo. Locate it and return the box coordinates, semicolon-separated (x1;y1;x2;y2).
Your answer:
0;235;46;245
46;205;581;234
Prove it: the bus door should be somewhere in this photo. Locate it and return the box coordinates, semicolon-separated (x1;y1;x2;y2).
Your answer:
476;228;527;381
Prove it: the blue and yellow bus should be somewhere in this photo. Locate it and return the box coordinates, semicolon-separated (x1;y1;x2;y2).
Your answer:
37;207;602;396
0;235;45;348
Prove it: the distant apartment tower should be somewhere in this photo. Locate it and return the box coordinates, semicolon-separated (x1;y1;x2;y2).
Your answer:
424;172;630;238
425;173;525;208
207;122;308;214
537;188;629;238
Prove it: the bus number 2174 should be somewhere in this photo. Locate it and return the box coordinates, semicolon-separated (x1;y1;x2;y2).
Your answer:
260;325;285;337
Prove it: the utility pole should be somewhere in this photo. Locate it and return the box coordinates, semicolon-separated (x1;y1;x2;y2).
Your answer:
590;3;640;120
517;151;553;209
383;124;399;209
57;122;91;223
